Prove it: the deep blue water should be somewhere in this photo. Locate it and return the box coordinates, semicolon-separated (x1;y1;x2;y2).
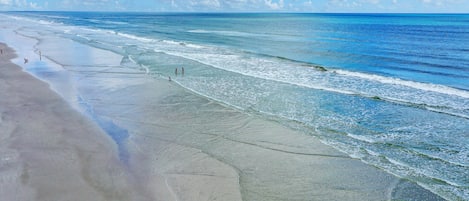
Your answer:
5;12;469;200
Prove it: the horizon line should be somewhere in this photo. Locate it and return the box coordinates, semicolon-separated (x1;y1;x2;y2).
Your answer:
3;10;469;15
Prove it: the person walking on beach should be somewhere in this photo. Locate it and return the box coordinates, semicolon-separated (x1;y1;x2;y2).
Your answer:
175;68;178;76
169;76;172;82
1;49;3;55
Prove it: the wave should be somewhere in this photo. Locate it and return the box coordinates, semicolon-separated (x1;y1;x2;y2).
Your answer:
3;14;67;29
87;19;129;25
161;40;204;49
152;45;469;118
188;29;268;37
358;138;469;168
334;70;469;99
41;15;70;20
116;32;156;43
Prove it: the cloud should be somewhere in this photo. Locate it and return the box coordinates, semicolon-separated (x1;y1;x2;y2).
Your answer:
190;0;221;9
264;0;284;10
421;0;459;6
304;0;313;6
81;0;111;6
1;0;468;12
57;0;122;10
29;1;39;8
0;0;12;5
327;0;361;9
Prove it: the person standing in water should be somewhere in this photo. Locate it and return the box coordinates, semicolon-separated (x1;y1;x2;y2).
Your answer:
182;67;184;76
175;68;178;76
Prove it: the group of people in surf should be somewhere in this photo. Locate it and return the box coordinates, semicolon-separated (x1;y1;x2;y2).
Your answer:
169;67;184;81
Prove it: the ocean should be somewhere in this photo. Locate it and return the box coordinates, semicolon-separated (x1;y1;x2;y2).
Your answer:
1;12;468;200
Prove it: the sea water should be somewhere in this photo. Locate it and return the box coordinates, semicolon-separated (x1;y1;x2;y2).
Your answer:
1;12;468;200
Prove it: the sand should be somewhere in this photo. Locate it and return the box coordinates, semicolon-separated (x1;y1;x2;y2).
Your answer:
0;43;140;201
0;41;244;201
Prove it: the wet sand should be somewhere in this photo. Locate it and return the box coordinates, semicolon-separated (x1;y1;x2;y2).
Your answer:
0;43;140;201
0;39;244;201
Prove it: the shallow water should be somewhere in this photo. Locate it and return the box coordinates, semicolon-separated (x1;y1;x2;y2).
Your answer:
1;12;468;200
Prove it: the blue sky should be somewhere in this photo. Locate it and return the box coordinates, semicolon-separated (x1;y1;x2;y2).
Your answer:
0;0;468;12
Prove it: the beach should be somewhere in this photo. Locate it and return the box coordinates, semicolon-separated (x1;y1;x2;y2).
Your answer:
0;43;141;200
0;33;447;201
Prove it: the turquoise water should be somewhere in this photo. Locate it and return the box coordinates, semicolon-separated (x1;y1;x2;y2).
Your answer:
3;12;469;200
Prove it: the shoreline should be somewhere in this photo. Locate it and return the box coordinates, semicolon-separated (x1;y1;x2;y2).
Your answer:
1;33;447;201
0;41;244;201
0;43;142;200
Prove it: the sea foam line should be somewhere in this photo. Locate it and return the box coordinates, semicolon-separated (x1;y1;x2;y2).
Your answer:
159;49;469;102
159;50;358;96
148;35;469;102
334;70;469;99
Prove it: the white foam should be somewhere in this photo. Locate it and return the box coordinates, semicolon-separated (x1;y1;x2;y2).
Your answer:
129;55;150;74
76;34;91;41
88;19;128;25
334;70;469;99
42;15;70;19
4;14;62;26
185;43;204;49
116;32;156;43
38;19;55;25
188;29;266;37
160;50;358;95
187;29;209;33
347;133;376;143
149;39;469;118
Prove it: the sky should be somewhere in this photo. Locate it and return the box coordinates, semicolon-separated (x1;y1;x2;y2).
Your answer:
0;0;468;13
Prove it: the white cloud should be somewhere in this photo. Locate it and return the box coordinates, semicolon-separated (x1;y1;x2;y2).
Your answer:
1;0;466;12
328;0;361;8
191;0;221;8
81;0;110;6
0;0;12;5
264;0;284;10
222;0;265;10
421;0;459;6
29;1;38;8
